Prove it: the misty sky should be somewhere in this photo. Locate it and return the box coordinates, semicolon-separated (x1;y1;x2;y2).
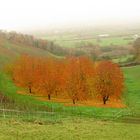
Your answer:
0;0;140;31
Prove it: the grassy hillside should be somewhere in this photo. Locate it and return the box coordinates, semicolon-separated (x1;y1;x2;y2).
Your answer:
0;72;63;111
0;65;140;118
0;59;140;140
123;65;140;113
0;38;58;69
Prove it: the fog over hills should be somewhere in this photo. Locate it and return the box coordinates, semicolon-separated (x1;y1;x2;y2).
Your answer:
1;0;140;34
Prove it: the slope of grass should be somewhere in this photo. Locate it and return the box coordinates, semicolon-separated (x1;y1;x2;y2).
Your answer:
0;72;62;111
0;64;140;119
122;65;140;114
0;39;58;69
0;65;140;139
0;71;131;119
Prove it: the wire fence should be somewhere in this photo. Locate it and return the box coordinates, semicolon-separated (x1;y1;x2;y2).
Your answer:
0;108;58;121
0;108;128;121
0;106;139;121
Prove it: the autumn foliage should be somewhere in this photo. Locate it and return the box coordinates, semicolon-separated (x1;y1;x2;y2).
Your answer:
63;56;94;104
11;55;124;105
94;61;124;104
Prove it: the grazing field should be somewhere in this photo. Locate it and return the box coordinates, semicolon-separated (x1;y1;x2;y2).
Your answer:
0;117;140;140
122;65;140;113
42;35;134;48
112;54;134;63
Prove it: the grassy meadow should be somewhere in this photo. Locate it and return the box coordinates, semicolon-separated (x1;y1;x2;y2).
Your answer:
0;117;140;140
42;35;134;48
122;65;140;113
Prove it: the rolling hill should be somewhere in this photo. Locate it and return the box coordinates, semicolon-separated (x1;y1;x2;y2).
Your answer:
0;38;59;69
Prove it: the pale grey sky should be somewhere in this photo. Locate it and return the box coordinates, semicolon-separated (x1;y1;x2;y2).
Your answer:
0;0;140;31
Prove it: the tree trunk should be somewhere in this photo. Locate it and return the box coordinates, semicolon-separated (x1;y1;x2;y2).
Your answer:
48;94;51;100
29;87;32;94
103;96;109;105
72;99;75;104
103;98;106;104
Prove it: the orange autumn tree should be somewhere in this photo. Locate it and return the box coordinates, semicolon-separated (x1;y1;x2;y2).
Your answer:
53;60;66;97
12;55;64;98
12;55;39;94
77;56;95;100
94;61;124;104
64;56;94;104
38;58;62;100
11;55;125;106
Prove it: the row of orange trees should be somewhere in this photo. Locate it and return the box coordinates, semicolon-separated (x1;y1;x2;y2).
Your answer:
10;55;124;104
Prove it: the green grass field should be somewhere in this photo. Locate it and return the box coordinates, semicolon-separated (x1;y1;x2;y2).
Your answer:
42;36;134;48
0;117;139;140
112;54;134;63
122;65;140;113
